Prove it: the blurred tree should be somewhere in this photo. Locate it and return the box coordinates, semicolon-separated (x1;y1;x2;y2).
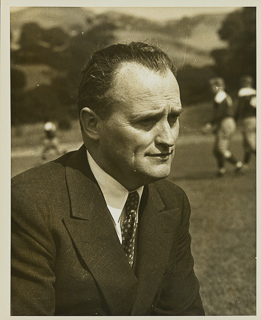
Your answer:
22;85;62;123
11;68;26;91
11;68;27;125
51;76;74;106
177;65;216;105
14;22;68;69
211;7;256;90
41;27;69;49
64;21;117;107
19;22;43;49
11;19;117;125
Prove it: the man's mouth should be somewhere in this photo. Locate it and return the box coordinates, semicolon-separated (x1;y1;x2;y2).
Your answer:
148;151;173;158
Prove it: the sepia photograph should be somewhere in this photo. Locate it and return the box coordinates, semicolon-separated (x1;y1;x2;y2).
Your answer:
1;0;258;318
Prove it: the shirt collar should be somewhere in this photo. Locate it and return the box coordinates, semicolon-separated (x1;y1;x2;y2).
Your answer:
238;87;256;97
86;150;144;219
214;90;227;103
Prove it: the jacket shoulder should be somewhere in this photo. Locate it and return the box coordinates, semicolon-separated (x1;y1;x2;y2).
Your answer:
152;179;189;209
153;178;187;196
11;151;75;194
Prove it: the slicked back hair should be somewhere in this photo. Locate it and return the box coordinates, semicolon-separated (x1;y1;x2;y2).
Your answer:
78;42;177;119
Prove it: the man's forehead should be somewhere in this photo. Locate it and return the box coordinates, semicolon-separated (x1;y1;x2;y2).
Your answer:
111;62;178;96
108;62;181;115
114;61;172;80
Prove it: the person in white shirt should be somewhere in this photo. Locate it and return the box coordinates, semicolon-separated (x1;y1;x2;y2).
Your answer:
235;75;256;171
204;77;242;176
41;120;62;160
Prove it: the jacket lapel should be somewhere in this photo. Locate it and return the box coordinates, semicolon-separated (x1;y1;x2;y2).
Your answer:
62;146;180;315
131;184;180;315
63;146;138;315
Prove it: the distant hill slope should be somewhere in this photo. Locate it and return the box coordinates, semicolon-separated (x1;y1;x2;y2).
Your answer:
11;7;95;32
11;7;229;68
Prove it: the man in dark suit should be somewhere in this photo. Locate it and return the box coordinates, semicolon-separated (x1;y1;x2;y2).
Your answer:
11;42;205;316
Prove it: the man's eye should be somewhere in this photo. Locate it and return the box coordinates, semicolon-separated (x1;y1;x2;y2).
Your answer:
133;118;157;130
139;118;157;126
168;115;178;125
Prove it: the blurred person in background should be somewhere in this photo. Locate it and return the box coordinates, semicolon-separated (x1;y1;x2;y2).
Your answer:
235;75;256;172
203;77;242;176
11;42;204;316
41;119;63;160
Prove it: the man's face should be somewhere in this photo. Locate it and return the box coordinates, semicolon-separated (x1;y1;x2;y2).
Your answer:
96;62;182;190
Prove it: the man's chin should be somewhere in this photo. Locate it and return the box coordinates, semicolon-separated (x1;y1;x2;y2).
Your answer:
141;169;171;184
153;171;171;180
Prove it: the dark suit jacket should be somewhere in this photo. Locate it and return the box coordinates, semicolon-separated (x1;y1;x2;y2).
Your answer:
11;145;204;316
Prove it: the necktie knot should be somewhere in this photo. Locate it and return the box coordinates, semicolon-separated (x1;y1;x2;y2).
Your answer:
121;191;139;267
125;191;139;217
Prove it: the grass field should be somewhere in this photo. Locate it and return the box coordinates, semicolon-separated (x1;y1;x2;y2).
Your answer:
11;105;256;316
171;138;256;315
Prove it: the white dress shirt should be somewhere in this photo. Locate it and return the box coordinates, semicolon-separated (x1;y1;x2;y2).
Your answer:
87;151;144;243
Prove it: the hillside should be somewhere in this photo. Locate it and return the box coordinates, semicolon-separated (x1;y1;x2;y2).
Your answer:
11;7;229;68
10;7;95;33
10;7;235;125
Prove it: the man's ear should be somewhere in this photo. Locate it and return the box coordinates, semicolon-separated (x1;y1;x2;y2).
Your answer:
80;107;101;140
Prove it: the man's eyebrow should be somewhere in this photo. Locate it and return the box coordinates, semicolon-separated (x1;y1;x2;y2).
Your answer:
132;107;183;120
169;108;183;116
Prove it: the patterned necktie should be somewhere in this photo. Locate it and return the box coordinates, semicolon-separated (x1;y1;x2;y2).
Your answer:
121;191;139;267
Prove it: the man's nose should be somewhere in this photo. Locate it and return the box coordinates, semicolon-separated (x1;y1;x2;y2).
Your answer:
155;121;177;147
